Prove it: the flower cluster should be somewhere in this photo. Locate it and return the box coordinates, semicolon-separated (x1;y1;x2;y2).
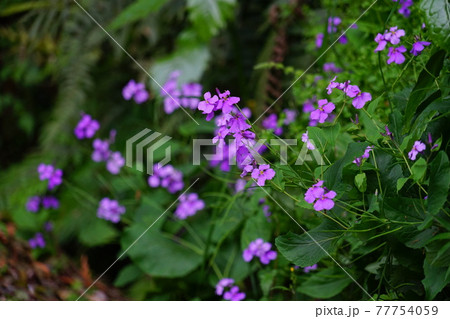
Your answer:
262;114;283;135
197;89;276;186
243;238;277;264
316;16;354;49
174;193;205;219
327;77;372;109
38;163;63;190
97;198;126;223
215;278;245;301
161;71;203;114
283;109;297;125
393;0;413;17
353;146;373;166
122;79;149;104
148;164;184;193
92;133;125;175
29;232;45;249
323;62;342;73
74;113;100;139
304;180;337;211
26;195;59;213
408;140;426;161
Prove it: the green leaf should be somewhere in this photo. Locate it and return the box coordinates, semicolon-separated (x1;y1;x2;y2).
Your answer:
428;151;450;215
241;213;272;250
114;264;143;287
297;268;353;299
79;219;118;247
360;95;384;143
187;0;236;41
258;269;277;297
422;247;450;300
354;173;367;192
420;0;450;48
396;177;409;192
411;157;427;182
275;221;344;267
0;1;49;16
403;50;446;131
122;224;203;278
109;0;168;30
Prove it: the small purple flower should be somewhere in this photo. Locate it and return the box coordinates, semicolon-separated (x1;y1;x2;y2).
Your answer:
106;151;125;175
29;233;45;249
353;146;373;166
26;196;41;213
48;169;63;190
374;33;388;52
394;0;413;17
38;163;62;189
223;286;246;301
97;198;126;223
408;141;426;161
326;76;340;95
243;238;277;264
316;33;324;48
387;46;407;64
74;114;100;139
410;41;431;56
174;193;205;219
323;62;342;73
384;26;406;45
148;164;184;193
303;98;316;113
303;264;318;273
304;180;325;204
92;139;110;162
198;92;219;120
181;83;203;109
314;190;337;211
283;109;297;125
251;164;276;187
215;278;234;295
301;131;315;150
216;89;240;114
310;99;335;124
427;133;439;150
345;85;372;109
42;196;59;209
262;114;282;135
38;164;54;180
304;180;337;211
122;80;149;104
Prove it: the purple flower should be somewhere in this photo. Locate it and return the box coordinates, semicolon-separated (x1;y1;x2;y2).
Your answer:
301;131;315;150
48;169;63;190
92;139;110;162
303;98;316;113
303;264;318;273
353;146;373;166
387;46;407;64
74;114;100;139
198;92;219;120
304;180;337;211
38;163;63;190
251;164;276;186
162;71;181;114
410;41;431;56
181;83;202;109
223;286;246;301
283;109;297;125
26;196;41;213
394;0;413;17
216;89;240;114
374;33;388;52
316;33;324;48
106;151;125;175
215;278;234;295
148;164;184;193
323;62;342;73
408;141;426;161
384;26;406;45
326;76;341;95
344;85;372;109
262;114;282;135
243;238;277;264
37;164;54;180
327;16;341;33
234;179;247;193
122;80;149;104
174;193;205;219
42;196;59;209
29;233;45;249
310;99;335;124
97;198;126;223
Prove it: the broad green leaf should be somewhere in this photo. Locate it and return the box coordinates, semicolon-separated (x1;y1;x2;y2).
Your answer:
241;212;272;250
403;50;446;131
423;246;450;300
122;224;203;278
275;221;344;267
258;269;277;297
420;0;450;48
396;177;409;192
114;264;143;287
297;268;353;299
354;173;367;192
109;0;168;30
79;219;118;247
411;157;427;182
428;151;450;215
360;95;384;143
